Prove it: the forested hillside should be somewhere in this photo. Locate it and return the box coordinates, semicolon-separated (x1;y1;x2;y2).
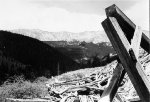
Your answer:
0;31;79;84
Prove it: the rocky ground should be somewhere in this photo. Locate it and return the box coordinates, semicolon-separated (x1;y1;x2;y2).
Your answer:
45;48;150;102
2;49;149;102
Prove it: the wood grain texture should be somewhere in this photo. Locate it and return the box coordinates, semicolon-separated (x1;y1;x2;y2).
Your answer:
102;17;150;102
105;4;150;53
131;26;142;58
100;63;124;102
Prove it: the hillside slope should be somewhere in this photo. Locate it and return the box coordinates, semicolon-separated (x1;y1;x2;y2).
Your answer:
11;29;115;67
0;31;79;83
44;41;115;67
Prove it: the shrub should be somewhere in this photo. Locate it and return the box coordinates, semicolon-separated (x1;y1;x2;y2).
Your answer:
2;75;25;85
0;76;48;101
34;76;48;83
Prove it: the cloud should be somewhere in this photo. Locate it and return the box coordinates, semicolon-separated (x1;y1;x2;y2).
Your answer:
0;0;105;32
0;0;148;32
31;0;137;15
125;0;149;30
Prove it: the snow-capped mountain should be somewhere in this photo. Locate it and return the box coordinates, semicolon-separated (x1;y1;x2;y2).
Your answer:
11;29;109;43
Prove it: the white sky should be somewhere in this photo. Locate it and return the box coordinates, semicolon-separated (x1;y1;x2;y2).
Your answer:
0;0;149;32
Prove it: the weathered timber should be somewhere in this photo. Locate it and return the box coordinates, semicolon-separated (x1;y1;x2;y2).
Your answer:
115;93;124;102
5;98;51;102
60;77;109;95
99;63;124;102
102;17;150;102
127;96;141;102
105;4;150;53
51;77;93;87
131;26;142;58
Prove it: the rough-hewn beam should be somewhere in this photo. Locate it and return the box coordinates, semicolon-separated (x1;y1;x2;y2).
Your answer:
105;4;150;53
99;63;125;102
127;97;141;102
115;93;124;102
131;26;142;58
102;17;150;102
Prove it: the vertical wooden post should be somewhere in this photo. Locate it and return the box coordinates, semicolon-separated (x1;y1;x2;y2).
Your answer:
102;17;150;102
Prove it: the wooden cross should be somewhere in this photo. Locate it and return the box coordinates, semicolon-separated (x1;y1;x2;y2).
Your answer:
105;4;150;53
100;4;150;102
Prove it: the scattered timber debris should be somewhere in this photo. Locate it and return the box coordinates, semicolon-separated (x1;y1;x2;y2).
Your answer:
46;4;150;102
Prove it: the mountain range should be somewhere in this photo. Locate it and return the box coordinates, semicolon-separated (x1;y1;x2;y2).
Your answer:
11;29;115;67
1;29;148;84
11;29;110;43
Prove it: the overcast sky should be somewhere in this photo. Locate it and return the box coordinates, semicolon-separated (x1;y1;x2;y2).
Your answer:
0;0;149;32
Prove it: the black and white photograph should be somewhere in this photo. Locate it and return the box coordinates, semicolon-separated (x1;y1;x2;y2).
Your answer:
0;0;149;102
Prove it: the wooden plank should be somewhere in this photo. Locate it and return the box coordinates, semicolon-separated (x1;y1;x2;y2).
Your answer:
127;97;141;102
102;17;150;102
60;77;109;95
109;17;150;89
99;63;124;102
115;93;124;102
5;98;51;102
131;26;142;58
105;4;150;53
